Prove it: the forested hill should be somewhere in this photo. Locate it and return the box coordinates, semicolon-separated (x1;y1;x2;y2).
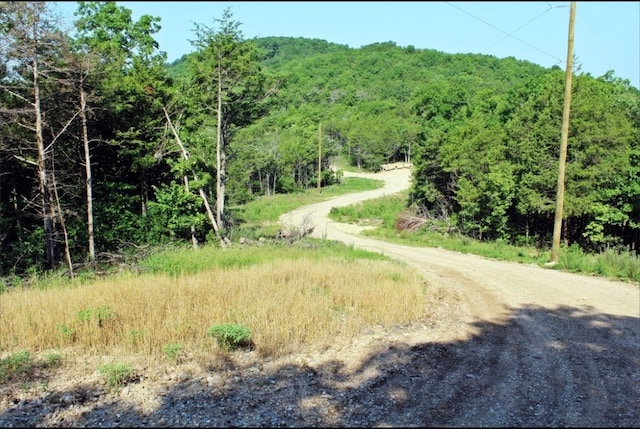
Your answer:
170;35;551;102
203;36;636;255
253;36;551;96
167;35;554;174
255;36;351;67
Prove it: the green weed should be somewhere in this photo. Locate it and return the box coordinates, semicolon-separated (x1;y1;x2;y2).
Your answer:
0;350;32;382
76;305;116;327
162;343;183;361
97;362;134;393
207;324;253;351
45;351;63;368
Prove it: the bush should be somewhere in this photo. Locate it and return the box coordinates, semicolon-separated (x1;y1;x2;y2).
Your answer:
97;362;134;393
77;305;116;327
0;350;32;382
162;343;183;361
45;351;63;368
207;324;253;351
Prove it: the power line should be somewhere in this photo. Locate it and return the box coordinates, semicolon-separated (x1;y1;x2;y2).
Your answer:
576;13;614;73
481;5;553;53
446;1;566;66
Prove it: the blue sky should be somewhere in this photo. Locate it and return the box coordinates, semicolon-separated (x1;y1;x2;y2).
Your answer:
54;1;639;89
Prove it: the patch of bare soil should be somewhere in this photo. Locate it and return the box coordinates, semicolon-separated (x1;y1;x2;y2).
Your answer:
1;168;638;427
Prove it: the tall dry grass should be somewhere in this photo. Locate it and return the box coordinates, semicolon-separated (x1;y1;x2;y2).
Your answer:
0;257;426;360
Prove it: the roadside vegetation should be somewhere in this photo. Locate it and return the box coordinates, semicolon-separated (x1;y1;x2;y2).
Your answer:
0;175;423;386
328;190;640;283
1;169;637;391
0;240;425;381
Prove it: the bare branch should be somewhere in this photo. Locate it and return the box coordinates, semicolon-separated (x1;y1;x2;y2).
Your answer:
1;86;34;106
13;154;37;166
44;108;81;152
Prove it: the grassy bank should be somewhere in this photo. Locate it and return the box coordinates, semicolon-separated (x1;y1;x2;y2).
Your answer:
0;175;423;383
0;242;425;365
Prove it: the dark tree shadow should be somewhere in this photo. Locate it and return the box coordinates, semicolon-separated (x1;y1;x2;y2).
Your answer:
1;304;638;427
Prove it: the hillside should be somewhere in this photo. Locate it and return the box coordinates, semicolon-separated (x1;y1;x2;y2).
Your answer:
169;36;549;114
165;35;639;259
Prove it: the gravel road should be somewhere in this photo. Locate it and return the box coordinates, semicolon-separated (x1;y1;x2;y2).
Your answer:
278;167;640;427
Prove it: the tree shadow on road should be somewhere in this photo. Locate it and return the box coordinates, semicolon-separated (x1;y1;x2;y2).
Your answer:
2;304;638;427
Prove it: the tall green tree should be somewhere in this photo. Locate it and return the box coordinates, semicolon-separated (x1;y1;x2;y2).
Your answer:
72;1;173;249
441;90;512;239
409;80;470;218
180;8;269;234
504;71;640;250
562;74;639;251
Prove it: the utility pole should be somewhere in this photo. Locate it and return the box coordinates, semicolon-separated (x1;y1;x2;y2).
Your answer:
551;1;576;263
318;122;322;193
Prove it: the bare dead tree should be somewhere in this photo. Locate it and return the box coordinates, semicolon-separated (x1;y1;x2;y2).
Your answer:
163;106;230;248
0;1;81;270
78;73;95;260
66;52;103;262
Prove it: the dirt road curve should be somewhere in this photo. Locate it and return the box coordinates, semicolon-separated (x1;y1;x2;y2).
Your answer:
279;167;640;427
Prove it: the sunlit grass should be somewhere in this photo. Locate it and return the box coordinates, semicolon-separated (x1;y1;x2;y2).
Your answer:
232;176;383;225
329;192;408;230
0;244;426;361
331;155;364;173
554;245;640;282
141;239;390;276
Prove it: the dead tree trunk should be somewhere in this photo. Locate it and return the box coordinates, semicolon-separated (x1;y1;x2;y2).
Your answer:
50;150;74;278
216;58;225;231
33;46;56;269
163;106;230;247
79;84;95;260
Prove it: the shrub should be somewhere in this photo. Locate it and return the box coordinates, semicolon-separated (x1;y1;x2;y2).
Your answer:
207;324;252;351
45;351;63;368
128;329;144;346
97;362;134;393
0;350;32;382
162;343;183;361
56;323;76;340
77;305;116;327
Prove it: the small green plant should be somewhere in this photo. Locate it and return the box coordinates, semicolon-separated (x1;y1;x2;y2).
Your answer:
0;350;32;382
128;329;144;346
388;272;402;282
162;343;183;361
77;305;116;327
207;324;252;351
45;351;63;368
56;324;76;341
97;362;134;393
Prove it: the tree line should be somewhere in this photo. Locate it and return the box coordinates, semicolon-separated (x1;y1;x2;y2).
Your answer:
230;36;639;255
0;1;269;277
0;1;638;279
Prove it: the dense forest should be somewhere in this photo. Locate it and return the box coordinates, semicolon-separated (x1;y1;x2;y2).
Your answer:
0;1;638;278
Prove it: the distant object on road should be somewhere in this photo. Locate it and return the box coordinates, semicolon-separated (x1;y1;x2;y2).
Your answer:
380;162;412;171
